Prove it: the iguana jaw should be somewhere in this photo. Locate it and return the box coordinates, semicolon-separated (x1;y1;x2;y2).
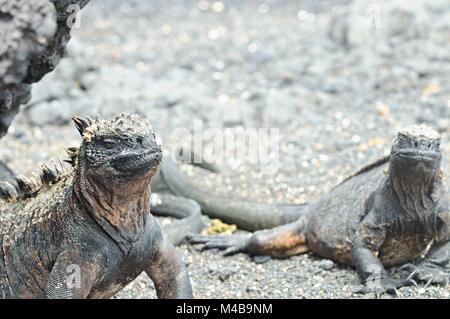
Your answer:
396;150;439;161
111;148;162;178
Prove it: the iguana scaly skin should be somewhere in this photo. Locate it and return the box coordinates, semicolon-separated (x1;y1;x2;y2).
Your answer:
186;126;450;294
0;113;194;299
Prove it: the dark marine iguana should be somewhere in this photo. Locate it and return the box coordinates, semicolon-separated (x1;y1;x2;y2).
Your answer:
165;126;450;294
0;113;195;299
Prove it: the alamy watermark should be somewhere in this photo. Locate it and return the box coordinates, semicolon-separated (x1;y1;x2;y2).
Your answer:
66;264;81;290
66;4;82;29
366;4;382;29
166;120;280;175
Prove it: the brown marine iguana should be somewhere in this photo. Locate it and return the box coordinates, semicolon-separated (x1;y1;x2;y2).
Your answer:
169;126;450;294
0;113;194;299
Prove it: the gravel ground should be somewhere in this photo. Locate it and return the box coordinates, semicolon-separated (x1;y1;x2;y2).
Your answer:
2;0;450;298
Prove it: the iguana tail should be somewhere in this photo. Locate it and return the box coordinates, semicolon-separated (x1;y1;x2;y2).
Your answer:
150;193;205;245
159;156;309;232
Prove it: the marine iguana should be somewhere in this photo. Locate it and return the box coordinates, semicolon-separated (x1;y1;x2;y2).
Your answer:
184;126;450;294
0;113;194;299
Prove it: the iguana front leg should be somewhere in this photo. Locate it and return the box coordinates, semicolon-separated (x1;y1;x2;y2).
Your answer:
146;231;193;299
351;246;400;294
190;217;309;258
45;251;100;299
352;220;402;295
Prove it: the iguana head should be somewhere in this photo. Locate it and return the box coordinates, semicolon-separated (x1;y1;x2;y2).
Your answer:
73;113;162;186
391;125;442;172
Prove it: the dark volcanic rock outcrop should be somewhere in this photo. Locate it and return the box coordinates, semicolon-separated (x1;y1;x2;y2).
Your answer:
0;0;89;137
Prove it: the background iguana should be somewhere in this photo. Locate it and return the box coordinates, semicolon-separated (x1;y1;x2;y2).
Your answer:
164;126;450;294
0;113;195;299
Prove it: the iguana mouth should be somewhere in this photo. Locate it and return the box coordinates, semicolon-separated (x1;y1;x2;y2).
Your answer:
112;149;162;174
395;150;439;162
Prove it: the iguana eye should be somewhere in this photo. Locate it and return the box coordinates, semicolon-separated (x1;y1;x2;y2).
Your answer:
103;138;116;149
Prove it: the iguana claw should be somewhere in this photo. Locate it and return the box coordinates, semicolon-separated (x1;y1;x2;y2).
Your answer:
189;234;252;256
402;263;449;286
354;276;405;297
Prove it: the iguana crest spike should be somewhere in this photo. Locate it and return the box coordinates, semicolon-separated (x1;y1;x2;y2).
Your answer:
0;182;18;201
40;162;66;186
64;147;79;167
72;116;91;136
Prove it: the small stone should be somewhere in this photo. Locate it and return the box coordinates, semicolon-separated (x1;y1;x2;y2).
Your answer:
319;259;335;271
253;255;271;264
219;273;231;282
314;268;324;275
246;286;257;293
375;102;390;118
